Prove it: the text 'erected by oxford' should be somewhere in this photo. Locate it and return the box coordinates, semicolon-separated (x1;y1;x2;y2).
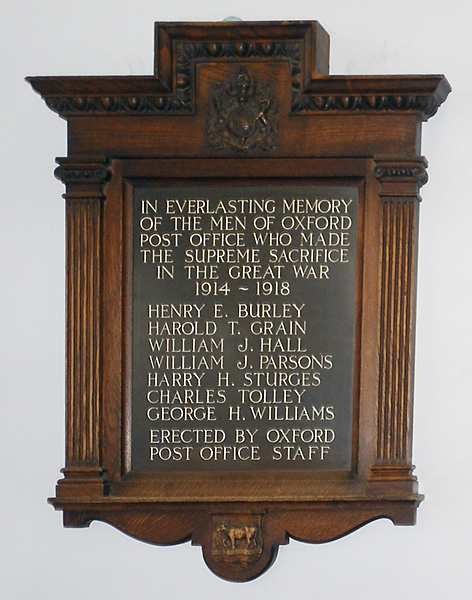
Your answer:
131;186;358;471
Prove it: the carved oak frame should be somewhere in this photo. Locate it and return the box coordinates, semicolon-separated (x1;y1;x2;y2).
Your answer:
28;21;450;581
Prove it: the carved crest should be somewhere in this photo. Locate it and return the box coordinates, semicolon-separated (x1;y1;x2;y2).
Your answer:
208;68;277;152
212;515;263;569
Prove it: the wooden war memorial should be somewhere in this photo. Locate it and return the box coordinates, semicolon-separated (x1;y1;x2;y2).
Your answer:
28;21;450;581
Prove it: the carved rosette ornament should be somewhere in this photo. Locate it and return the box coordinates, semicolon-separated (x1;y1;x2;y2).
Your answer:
208;68;278;152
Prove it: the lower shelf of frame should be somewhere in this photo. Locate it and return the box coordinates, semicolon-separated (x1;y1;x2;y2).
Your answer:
49;495;422;581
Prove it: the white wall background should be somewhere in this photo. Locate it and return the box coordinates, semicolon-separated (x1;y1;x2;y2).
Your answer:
1;1;470;598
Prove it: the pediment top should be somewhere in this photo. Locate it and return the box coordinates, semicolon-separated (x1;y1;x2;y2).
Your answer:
27;20;450;120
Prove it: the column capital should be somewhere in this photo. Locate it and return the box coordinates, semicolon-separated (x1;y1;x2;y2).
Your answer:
373;156;428;188
54;157;111;200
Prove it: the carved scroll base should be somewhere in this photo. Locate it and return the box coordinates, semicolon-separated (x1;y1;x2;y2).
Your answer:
49;499;421;581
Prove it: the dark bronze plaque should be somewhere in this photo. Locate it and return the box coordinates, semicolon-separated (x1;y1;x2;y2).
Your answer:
131;184;358;471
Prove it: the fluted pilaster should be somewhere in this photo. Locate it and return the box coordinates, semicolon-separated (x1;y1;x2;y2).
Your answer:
370;157;427;487
54;158;110;497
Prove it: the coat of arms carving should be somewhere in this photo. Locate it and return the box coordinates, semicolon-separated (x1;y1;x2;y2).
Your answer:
212;515;263;570
208;68;278;152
